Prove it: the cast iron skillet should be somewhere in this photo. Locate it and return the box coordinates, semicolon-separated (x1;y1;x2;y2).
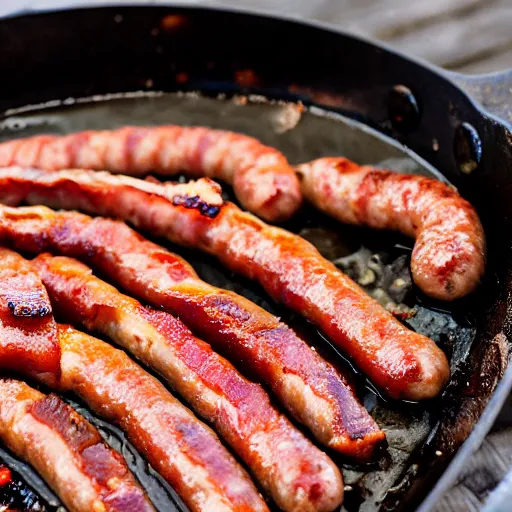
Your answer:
1;4;512;511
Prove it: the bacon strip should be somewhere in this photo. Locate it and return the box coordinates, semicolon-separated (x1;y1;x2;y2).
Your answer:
0;126;302;221
0;249;266;511
33;253;344;512
297;157;486;300
0;247;60;385
52;325;268;512
0;168;449;401
0;378;154;512
0;204;384;460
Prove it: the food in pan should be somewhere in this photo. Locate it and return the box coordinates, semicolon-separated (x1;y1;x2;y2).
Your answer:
0;126;302;222
0;203;384;461
0;249;267;512
0;128;486;301
2;316;268;511
296;157;485;300
0;167;450;400
0;122;486;512
33;252;344;512
0;379;154;512
52;325;269;512
0;248;60;385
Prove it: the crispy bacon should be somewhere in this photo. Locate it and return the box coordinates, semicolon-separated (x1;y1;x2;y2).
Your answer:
33;253;344;512
53;325;268;512
297;157;486;300
0;168;449;400
0;168;224;247
0;378;154;512
0;249;265;511
0;248;60;385
0;204;384;460
0;126;302;221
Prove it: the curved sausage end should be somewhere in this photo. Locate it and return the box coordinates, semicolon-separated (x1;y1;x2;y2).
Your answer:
234;165;302;222
311;464;344;512
284;459;343;512
412;229;486;301
404;345;450;401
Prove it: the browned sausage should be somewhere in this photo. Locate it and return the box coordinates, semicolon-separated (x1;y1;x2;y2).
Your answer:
0;128;483;299
53;325;269;512
0;378;154;512
296;157;485;300
0;249;267;512
0;168;449;401
0;126;302;221
0;247;60;386
33;253;344;512
0;202;385;460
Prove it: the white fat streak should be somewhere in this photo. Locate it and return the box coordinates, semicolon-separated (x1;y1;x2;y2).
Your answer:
2;167;223;206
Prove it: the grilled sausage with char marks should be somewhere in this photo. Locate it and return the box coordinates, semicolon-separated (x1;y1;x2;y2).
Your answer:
0;202;384;460
0;168;449;401
0;379;154;512
0;126;301;221
297;157;485;300
33;252;344;512
52;325;268;512
0;249;267;512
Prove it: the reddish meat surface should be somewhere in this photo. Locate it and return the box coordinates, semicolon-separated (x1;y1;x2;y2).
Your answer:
0;203;384;459
0;248;60;385
0;168;449;401
0;126;302;221
0;379;154;512
297;157;485;300
33;253;344;512
53;325;268;512
0;250;266;512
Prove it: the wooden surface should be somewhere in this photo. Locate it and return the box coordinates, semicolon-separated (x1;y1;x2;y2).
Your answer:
5;0;511;72
1;1;512;511
434;428;512;511
199;0;512;73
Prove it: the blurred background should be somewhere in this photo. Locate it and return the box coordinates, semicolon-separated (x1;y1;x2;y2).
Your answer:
1;0;511;74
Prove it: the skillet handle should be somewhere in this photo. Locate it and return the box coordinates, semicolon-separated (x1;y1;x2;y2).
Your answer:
445;69;512;127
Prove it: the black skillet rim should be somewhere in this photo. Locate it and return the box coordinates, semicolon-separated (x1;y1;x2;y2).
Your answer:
1;0;510;128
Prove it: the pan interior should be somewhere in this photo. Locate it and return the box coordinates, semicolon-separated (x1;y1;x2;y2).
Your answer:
0;93;481;512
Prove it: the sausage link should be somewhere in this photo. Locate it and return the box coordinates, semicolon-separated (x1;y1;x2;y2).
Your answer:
53;325;269;512
0;379;154;512
0;168;449;400
33;253;344;512
0;126;302;221
0;249;266;511
297;157;485;300
0;248;60;385
205;206;450;401
0;202;384;460
0;129;483;299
